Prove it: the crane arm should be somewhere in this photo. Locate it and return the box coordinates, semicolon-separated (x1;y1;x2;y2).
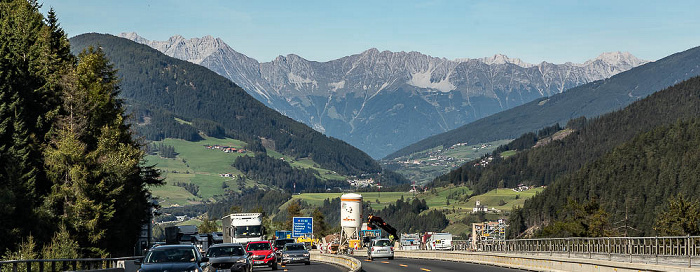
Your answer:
367;215;398;240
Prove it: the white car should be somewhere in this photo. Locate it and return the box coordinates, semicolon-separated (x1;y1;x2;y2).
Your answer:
367;238;394;260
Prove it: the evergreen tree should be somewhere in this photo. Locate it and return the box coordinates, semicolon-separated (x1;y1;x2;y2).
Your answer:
312;208;328;237
654;194;700;236
285;200;302;230
0;0;71;251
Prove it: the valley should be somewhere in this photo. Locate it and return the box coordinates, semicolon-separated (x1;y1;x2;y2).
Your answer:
382;139;512;184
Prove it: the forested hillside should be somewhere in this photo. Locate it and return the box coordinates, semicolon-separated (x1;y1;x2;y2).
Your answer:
432;76;700;196
510;117;700;237
69;33;380;177
387;45;700;160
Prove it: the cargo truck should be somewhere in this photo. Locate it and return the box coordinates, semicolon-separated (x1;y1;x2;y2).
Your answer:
222;213;265;243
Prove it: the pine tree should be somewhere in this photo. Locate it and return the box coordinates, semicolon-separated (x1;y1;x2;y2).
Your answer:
0;0;70;251
654;194;700;236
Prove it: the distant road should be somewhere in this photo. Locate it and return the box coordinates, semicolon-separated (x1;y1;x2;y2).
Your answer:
357;257;524;272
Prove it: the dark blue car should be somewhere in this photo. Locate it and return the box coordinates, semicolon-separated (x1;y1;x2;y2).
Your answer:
138;244;208;272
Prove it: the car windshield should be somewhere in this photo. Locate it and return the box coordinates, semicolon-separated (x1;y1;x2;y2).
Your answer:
374;240;391;247
284;244;305;251
235;225;262;238
207;246;246;257
145;247;197;263
247;242;271;251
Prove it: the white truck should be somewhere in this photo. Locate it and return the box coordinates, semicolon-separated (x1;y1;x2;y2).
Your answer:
427;232;452;250
222;213;265;243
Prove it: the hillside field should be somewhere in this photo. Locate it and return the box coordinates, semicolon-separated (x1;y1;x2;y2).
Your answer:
146;136;347;207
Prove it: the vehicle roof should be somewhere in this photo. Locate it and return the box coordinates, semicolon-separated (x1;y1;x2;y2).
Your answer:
151;244;197;249
247;240;270;243
285;243;305;246
209;243;245;248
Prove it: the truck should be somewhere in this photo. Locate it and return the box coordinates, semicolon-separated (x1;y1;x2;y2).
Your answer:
164;225;198;245
222;213;265;243
426;232;452;250
400;233;421;250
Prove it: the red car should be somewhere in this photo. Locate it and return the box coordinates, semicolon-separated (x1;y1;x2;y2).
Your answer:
246;241;277;270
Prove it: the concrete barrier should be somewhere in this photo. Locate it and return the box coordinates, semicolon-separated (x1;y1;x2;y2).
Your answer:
395;250;700;272
310;251;361;272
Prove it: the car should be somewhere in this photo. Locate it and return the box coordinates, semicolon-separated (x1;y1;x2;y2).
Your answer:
202;243;252;272
273;238;295;258
211;232;224;244
138;244;209;272
245;241;277;270
367;238;394;260
279;243;310;265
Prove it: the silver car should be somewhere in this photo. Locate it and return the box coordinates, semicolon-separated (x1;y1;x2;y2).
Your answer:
367;238;394;260
280;243;310;265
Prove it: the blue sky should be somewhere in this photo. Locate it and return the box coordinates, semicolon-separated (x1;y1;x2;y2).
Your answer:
40;0;700;64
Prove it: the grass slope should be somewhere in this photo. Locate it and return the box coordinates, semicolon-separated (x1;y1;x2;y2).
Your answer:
147;136;347;207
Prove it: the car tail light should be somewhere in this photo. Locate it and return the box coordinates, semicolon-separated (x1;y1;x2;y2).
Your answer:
371;247;375;251
390;247;394;251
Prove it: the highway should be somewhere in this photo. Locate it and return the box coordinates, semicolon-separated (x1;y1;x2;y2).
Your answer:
356;257;524;272
274;261;345;272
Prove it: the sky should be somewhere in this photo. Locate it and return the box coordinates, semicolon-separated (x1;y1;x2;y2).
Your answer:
39;0;700;64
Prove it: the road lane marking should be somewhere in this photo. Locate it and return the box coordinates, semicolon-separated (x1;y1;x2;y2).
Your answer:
382;261;390;264
399;264;407;267
421;268;431;271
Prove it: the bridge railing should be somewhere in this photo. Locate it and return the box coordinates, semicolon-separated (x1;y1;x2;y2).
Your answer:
451;236;700;267
0;256;140;272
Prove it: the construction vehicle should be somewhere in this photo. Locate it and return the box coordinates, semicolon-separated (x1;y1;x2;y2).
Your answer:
367;215;398;241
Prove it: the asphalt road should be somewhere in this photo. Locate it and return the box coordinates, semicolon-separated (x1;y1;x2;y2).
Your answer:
252;261;344;272
357;256;525;272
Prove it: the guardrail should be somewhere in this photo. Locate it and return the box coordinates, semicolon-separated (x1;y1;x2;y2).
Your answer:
310;251;361;272
395;250;700;272
451;236;700;268
0;256;140;272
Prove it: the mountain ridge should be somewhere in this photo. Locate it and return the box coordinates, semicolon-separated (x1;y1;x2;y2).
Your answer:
387;44;700;160
69;33;385;179
119;32;647;158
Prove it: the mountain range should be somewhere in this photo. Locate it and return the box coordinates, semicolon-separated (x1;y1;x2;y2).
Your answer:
69;33;384;180
119;32;646;158
389;44;700;160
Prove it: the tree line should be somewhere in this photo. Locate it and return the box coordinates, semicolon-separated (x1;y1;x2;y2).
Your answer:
433;75;700;197
232;154;349;193
0;0;160;257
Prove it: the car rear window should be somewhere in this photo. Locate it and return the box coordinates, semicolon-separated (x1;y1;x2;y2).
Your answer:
247;242;271;251
374;240;391;247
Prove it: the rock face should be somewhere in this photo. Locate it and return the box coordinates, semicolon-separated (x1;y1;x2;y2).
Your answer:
120;32;647;158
